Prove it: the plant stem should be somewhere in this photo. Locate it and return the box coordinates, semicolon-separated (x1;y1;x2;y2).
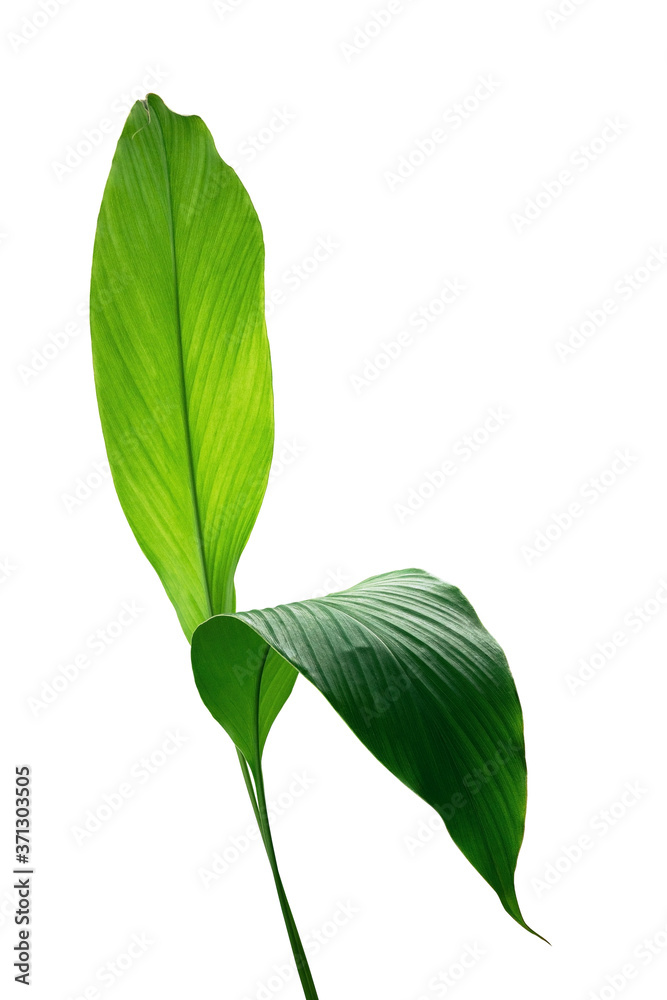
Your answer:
235;750;320;1000
236;747;261;825
253;759;321;1000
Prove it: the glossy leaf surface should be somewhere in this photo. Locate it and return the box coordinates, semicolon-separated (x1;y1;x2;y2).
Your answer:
192;568;540;936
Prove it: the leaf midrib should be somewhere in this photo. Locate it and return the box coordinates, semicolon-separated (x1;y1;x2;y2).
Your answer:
149;103;214;621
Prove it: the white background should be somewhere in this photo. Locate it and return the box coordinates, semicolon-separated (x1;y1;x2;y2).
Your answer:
2;1;666;998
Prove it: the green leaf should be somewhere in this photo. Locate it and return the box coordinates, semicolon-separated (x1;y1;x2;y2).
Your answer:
193;616;297;769
90;94;274;639
192;568;543;938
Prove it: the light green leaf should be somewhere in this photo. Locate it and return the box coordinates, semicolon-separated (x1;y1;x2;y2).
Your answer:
90;94;274;639
192;568;542;938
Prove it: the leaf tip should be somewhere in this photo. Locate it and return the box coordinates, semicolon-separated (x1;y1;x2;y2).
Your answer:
502;892;550;944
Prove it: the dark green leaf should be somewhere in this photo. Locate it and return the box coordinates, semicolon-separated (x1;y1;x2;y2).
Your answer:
191;568;542;937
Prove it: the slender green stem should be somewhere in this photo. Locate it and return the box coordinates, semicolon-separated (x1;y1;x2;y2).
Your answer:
233;647;320;999
232;642;320;1000
248;755;320;1000
236;748;261;826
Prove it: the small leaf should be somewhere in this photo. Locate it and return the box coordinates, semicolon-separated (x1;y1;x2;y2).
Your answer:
192;568;542;937
90;94;274;639
193;616;296;770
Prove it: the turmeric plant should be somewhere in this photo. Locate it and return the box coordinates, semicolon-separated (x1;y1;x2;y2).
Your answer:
90;94;543;999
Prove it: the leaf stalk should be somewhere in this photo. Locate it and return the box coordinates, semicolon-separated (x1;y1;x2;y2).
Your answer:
236;751;321;1000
